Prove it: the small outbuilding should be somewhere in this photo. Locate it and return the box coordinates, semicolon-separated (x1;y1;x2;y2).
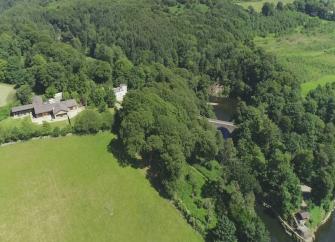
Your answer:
300;185;312;193
297;211;310;221
113;84;127;103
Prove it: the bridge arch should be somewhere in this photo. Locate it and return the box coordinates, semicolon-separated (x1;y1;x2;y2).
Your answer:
207;118;237;139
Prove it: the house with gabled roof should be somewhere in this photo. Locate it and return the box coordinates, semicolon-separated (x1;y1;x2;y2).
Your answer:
11;94;80;123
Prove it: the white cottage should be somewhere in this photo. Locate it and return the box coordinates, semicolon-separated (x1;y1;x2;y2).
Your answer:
114;84;127;103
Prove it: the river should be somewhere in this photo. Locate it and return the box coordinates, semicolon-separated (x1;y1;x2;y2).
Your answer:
258;206;335;242
211;96;335;242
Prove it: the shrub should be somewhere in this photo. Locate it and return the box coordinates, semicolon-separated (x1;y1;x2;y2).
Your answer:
61;125;73;136
101;111;115;131
41;122;52;136
74;109;102;134
52;127;61;137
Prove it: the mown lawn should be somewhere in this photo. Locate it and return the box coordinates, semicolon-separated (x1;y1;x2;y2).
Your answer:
255;28;335;96
0;83;15;107
0;133;203;242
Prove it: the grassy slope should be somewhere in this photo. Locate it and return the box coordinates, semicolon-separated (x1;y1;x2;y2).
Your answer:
236;0;294;11
255;27;335;96
0;133;203;242
0;83;15;107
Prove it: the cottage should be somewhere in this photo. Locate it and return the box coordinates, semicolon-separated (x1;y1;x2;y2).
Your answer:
11;95;79;122
297;211;310;221
114;84;127;103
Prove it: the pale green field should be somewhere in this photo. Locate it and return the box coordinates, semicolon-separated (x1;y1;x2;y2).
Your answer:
0;83;15;107
0;116;70;130
236;0;294;11
0;133;203;242
301;75;335;96
309;205;326;230
255;29;335;96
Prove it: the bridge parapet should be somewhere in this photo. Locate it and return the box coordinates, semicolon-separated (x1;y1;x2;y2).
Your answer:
207;118;237;133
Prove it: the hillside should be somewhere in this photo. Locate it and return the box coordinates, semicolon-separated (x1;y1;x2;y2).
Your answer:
0;0;335;242
0;133;203;242
255;22;335;96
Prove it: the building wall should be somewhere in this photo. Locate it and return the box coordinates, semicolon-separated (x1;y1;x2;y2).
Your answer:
12;110;33;118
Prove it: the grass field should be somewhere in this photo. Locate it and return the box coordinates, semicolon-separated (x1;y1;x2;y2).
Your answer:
0;83;15;107
0;116;70;130
309;205;326;230
236;0;294;11
301;75;335;96
255;27;335;96
0;133;202;242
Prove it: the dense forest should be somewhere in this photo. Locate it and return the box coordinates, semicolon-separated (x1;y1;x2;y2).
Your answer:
0;0;335;241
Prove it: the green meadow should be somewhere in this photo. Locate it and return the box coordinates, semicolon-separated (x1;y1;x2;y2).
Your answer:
0;133;202;242
0;83;15;107
236;0;294;12
255;26;335;96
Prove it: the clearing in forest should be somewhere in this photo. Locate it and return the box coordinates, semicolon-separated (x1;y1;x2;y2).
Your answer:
255;27;335;96
0;133;203;242
236;0;294;12
0;83;15;107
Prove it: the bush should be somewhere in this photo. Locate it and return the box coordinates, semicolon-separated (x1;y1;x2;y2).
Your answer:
52;127;61;137
74;109;102;134
41;122;52;136
101;111;115;131
61;125;73;136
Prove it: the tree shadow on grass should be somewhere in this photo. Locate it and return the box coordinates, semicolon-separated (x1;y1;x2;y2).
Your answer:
107;137;145;169
146;168;171;199
107;137;170;198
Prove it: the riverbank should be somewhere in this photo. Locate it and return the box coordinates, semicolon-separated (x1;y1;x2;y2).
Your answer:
260;203;335;242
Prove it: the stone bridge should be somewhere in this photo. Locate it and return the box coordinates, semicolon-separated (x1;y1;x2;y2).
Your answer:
207;118;237;133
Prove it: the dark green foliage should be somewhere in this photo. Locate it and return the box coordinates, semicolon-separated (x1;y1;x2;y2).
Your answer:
291;0;335;21
105;87;116;108
276;1;285;11
118;79;220;196
0;0;334;241
262;2;275;16
51;126;61;137
212;180;270;242
209;214;237;242
0;120;72;144
74;109;102;134
101;111;115;131
89;60;112;84
16;84;32;104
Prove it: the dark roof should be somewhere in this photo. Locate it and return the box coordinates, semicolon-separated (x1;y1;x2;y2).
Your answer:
297;211;310;220
11;104;34;113
53;103;69;114
34;103;53;114
34;99;77;115
61;99;77;107
12;97;78;115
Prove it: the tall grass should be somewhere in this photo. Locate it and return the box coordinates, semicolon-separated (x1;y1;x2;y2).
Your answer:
255;24;335;96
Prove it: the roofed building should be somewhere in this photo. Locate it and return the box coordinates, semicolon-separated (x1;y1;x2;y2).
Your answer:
114;84;127;103
11;94;80;123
